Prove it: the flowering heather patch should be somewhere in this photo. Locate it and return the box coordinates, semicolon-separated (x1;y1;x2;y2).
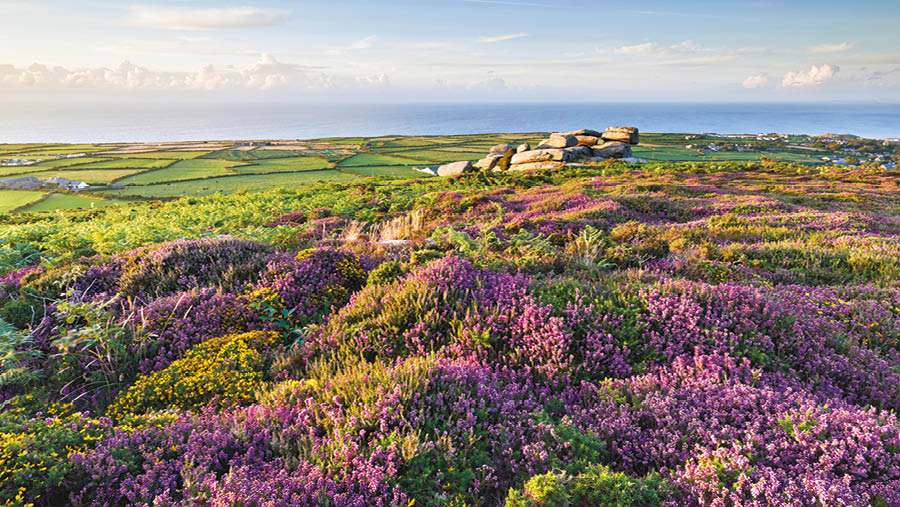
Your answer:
3;162;900;505
116;238;275;299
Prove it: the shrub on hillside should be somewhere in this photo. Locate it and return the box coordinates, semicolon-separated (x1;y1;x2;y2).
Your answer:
117;238;274;298
107;331;281;419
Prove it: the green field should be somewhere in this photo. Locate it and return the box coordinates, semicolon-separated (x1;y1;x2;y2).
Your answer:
117;159;252;185
0;134;888;212
395;149;486;163
201;149;311;161
233;156;333;174
22;193;123;212
0;190;46;212
70;158;176;170
340;165;427;178
12;168;148;184
97;169;359;198
118;151;210;159
23;156;112;170
338;153;421;167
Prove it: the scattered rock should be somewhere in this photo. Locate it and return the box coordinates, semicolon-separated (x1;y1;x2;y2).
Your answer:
433;126;639;176
437;160;473;177
574;135;599;146
511;148;569;165
564;146;593;159
539;134;578;149
569;128;603;137
592;141;632;159
474;153;503;170
602;126;640;144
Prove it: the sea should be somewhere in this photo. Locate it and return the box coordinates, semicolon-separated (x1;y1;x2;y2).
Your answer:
1;101;898;143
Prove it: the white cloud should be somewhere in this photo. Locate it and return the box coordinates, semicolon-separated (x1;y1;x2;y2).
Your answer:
614;40;703;57
615;42;657;56
809;42;854;54
348;35;377;50
477;33;527;43
742;73;770;88
327;35;378;55
781;64;839;87
127;5;289;30
0;55;386;92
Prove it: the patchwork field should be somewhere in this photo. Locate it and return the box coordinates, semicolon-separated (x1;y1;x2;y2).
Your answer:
1;132;895;213
0;190;45;212
2;158;900;505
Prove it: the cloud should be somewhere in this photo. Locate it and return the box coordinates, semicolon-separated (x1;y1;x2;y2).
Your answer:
477;33;527;43
348;35;377;50
742;73;769;88
614;40;703;57
0;55;386;92
327;35;378;55
781;64;839;87
127;5;289;30
809;42;854;54
615;42;657;56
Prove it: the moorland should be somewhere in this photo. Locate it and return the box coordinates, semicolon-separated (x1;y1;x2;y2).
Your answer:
1;133;900;506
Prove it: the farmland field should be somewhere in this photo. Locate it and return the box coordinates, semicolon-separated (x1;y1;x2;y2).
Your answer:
0;190;45;212
96;169;359;198
337;152;421;166
20;193;122;212
116;159;252;185
10;168;148;184
339;164;426;178
68;158;176;170
232;156;333;174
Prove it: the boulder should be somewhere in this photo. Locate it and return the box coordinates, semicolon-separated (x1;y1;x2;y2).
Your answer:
489;143;513;154
474;153;503;170
569;128;603;137
437;160;473;177
602;126;640;145
516;143;530;153
564;146;593;159
508;161;562;172
592;141;632;159
574;135;599;146
539;134;577;149
606;126;639;134
511;149;569;165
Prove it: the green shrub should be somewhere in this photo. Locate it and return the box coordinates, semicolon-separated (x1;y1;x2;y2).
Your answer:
505;465;670;507
410;248;443;265
0;299;39;329
367;259;405;285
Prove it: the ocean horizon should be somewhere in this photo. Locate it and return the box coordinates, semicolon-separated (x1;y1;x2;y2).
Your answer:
1;101;898;143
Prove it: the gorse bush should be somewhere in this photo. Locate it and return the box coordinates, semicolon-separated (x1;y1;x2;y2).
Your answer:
2;161;900;505
108;331;281;420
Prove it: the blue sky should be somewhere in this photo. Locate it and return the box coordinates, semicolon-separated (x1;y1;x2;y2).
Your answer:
1;0;899;101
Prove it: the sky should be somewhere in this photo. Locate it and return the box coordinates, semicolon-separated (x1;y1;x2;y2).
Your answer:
1;0;899;103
